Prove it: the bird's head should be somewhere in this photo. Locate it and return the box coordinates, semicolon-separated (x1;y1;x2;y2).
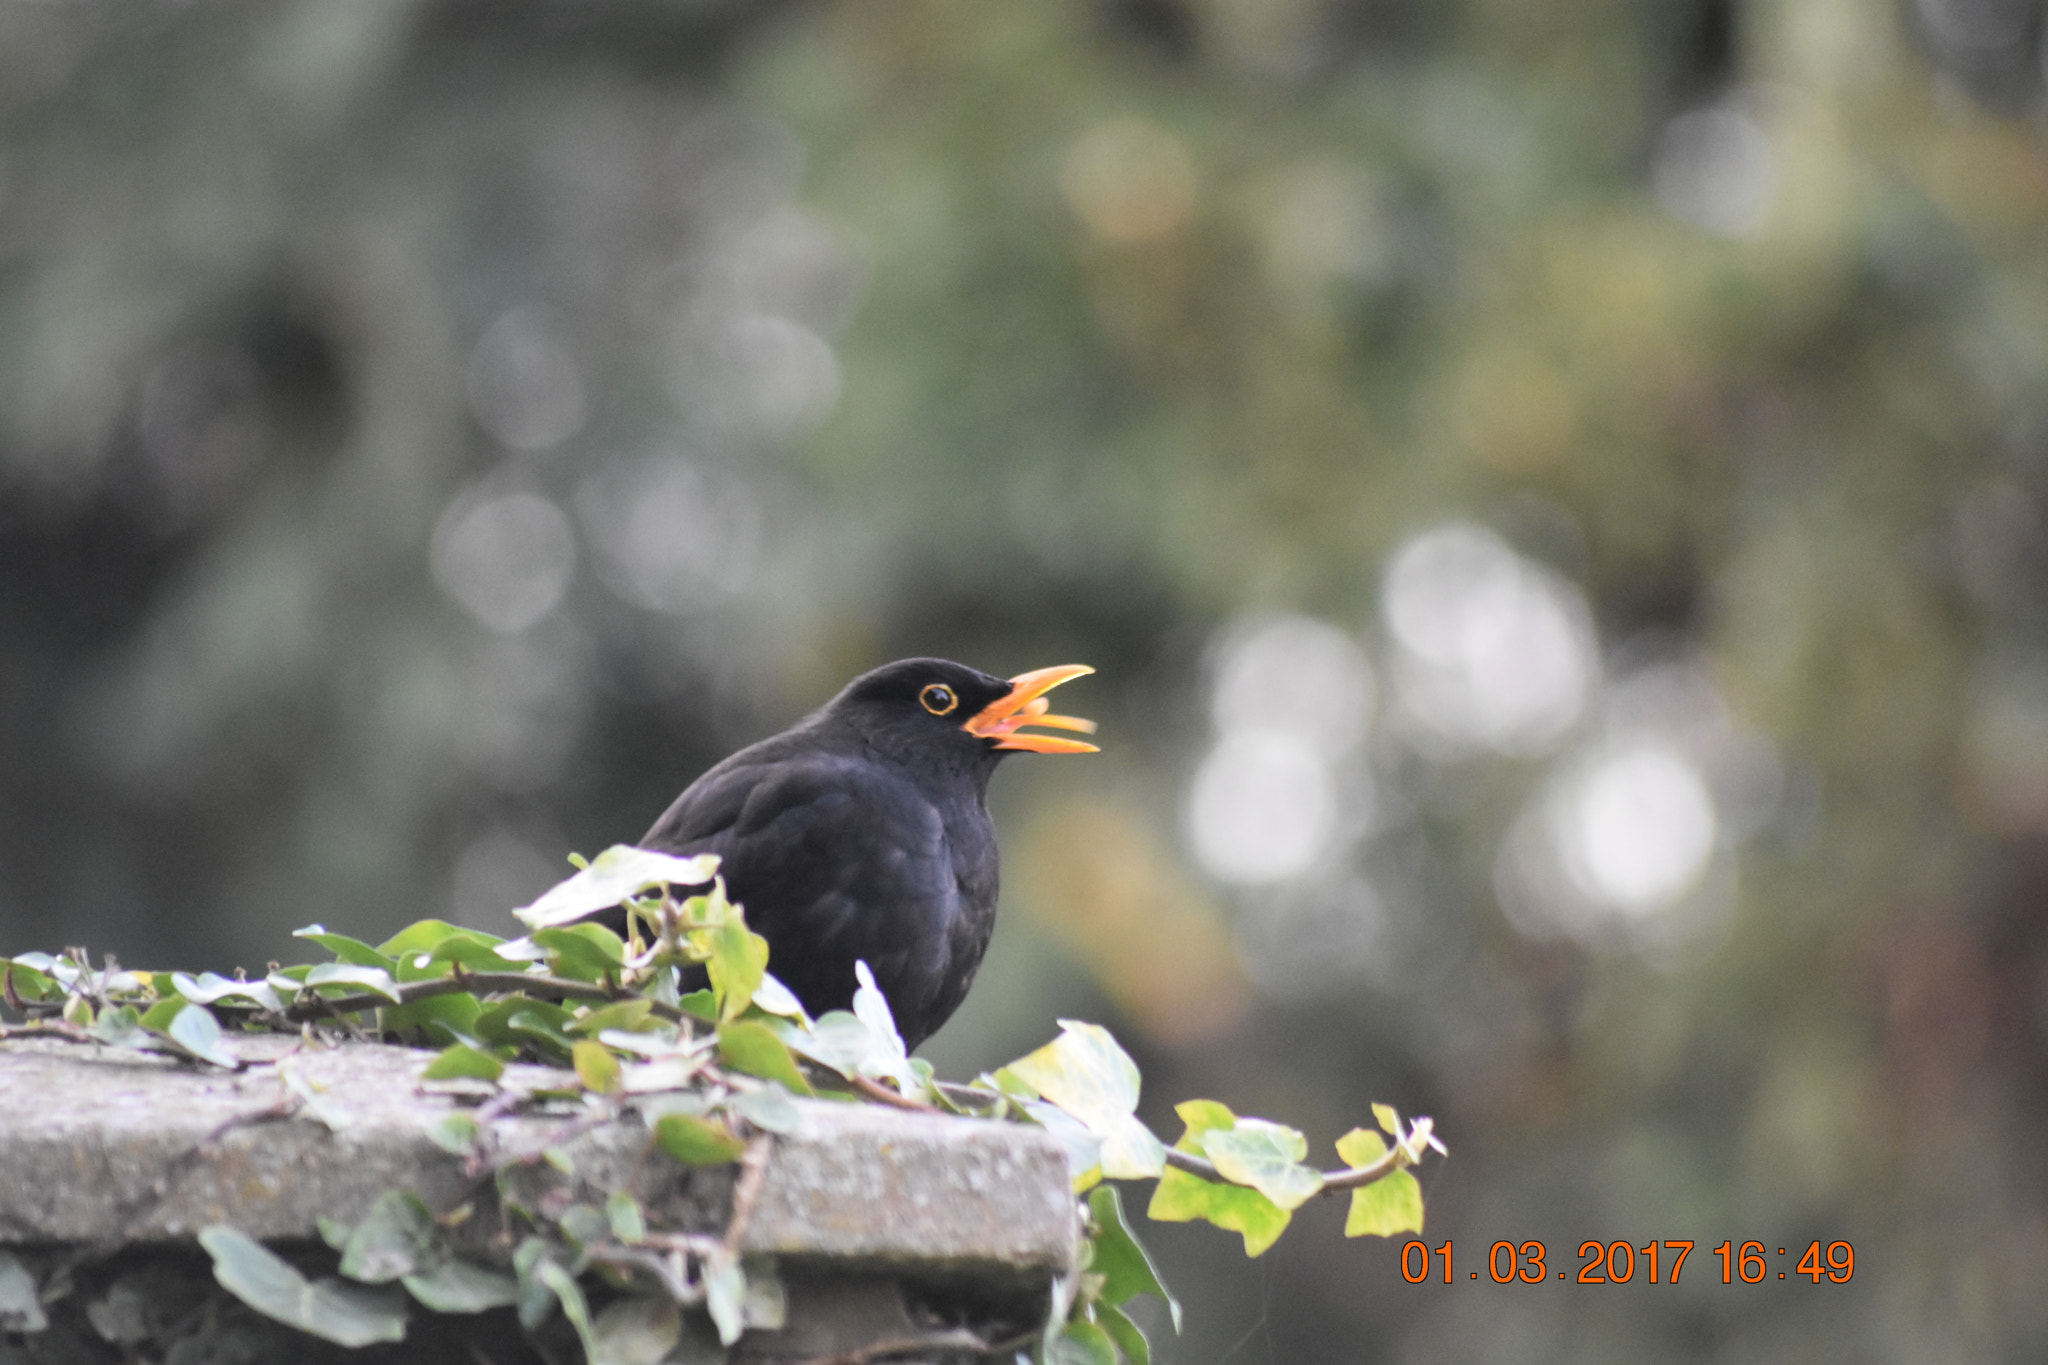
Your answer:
828;658;1098;769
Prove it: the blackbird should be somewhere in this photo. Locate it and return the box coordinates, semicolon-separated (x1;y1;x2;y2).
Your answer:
636;658;1096;1049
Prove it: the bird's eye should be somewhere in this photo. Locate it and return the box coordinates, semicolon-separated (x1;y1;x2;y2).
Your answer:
919;684;959;716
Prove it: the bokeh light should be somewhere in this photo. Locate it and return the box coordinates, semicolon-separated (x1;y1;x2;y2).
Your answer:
1382;522;1597;755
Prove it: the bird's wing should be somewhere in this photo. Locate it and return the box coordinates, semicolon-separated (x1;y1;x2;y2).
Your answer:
642;753;968;1022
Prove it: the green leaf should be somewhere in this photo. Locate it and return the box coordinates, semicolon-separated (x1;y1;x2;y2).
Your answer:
421;1043;504;1083
717;1020;814;1095
376;920;502;961
1199;1119;1324;1211
87;1004;145;1048
653;1112;747;1165
536;1261;596;1357
0;1249;47;1333
339;1190;443;1284
573;1039;622;1095
1344;1169;1425;1238
302;963;402;1003
292;927;394;968
533;925;627;984
587;1295;682;1365
381;990;483;1043
515;845;720;929
424;1112;480;1156
505;1007;577;1063
172;971;286;1012
1086;1185;1180;1331
1145;1101;1291;1257
1001;1021;1165;1180
742;1257;787;1331
473;996;577;1051
569;998;657;1036
137;997;183;1032
1096;1302;1150;1365
400;1259;520;1314
706;916;769;1024
701;1249;746;1346
558;1203;611;1247
200;1225;409;1347
512;1238;556;1331
160;1002;238;1068
1334;1126;1388;1169
1373;1102;1400;1136
731;1083;802;1134
677;989;718;1022
751;971;808;1020
3;960;59;1003
605;1190;647;1245
1051;1319;1119;1365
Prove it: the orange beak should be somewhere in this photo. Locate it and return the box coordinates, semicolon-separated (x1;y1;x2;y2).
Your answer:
963;664;1099;754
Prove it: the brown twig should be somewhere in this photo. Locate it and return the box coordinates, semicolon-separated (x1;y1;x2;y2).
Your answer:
790;1326;1034;1365
280;971;691;1026
721;1134;775;1256
848;1074;936;1112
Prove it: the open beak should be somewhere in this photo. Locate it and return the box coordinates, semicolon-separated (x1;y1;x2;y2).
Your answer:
963;664;1099;754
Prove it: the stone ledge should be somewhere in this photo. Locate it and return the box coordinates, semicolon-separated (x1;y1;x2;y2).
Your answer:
0;1034;1076;1277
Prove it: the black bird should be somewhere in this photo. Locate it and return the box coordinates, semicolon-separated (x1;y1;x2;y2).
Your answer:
636;658;1096;1050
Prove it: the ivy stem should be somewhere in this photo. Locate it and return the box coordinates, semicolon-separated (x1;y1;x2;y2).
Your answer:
279;971;694;1026
1160;1143;1415;1191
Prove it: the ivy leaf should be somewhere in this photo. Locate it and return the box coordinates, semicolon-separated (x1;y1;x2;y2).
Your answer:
160;1003;238;1069
1086;1185;1181;1331
536;1261;597;1358
605;1190;647;1245
292;926;393;967
1145;1101;1291;1257
172;971;286;1013
377;920;501;961
850;962;918;1092
731;1083;802;1134
3;960;59;1003
1199;1119;1324;1212
421;1043;504;1083
569;999;657;1036
1050;1319;1118;1365
1336;1125;1424;1236
1345;1168;1424;1238
706;916;769;1024
1000;1021;1165;1180
515;845;719;929
587;1295;682;1365
653;1112;747;1165
751;972;808;1021
1012;1097;1102;1189
572;1039;622;1095
701;1249;747;1346
717;1020;814;1095
302;963;402;1003
533;925;627;984
400;1259;519;1314
381;991;482;1044
424;1112;480;1156
87;1004;146;1048
1096;1302;1150;1365
200;1226;409;1347
339;1191;444;1284
0;1250;47;1333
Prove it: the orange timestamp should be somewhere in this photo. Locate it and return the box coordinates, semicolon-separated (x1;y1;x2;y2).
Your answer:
1400;1239;1855;1285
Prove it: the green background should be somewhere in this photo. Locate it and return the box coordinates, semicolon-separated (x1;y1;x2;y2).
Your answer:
2;1;2042;1358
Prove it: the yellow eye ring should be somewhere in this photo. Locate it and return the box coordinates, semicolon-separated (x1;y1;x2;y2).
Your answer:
920;684;959;716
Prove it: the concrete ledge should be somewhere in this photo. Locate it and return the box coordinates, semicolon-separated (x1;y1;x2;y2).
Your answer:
0;1034;1077;1275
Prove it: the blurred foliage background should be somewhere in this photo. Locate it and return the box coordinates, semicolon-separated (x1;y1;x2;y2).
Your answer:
3;0;2046;1358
